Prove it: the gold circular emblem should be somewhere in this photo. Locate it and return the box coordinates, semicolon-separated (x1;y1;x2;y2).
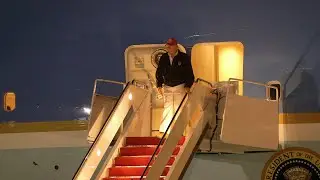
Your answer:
261;147;320;180
151;48;167;68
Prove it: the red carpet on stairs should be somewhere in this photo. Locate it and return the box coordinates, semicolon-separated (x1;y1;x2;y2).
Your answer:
103;136;186;180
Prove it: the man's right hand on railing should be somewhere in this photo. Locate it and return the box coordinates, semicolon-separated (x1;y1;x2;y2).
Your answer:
157;87;164;99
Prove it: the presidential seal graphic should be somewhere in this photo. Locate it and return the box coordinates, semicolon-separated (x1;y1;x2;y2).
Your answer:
261;147;320;180
151;48;167;68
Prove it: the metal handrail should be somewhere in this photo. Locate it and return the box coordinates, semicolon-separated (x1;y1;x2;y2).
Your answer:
88;79;126;123
196;78;213;87
131;79;149;90
74;79;150;179
228;78;279;101
95;79;126;85
88;79;148;123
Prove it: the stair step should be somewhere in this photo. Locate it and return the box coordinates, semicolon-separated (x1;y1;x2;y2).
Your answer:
126;136;186;146
114;156;176;166
109;166;170;176
120;146;181;156
104;136;186;179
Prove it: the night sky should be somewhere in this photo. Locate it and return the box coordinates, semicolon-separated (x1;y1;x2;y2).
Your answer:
1;1;320;122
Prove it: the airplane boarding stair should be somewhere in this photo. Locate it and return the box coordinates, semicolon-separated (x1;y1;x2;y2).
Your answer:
103;136;186;179
73;78;279;180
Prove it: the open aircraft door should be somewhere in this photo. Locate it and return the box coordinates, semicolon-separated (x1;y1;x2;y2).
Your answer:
191;42;280;153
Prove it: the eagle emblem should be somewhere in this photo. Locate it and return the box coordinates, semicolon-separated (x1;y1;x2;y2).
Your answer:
151;48;167;68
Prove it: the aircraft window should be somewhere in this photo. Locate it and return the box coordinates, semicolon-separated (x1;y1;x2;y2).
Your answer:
3;92;16;112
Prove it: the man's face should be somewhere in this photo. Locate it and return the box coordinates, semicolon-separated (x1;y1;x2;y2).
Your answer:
166;44;178;55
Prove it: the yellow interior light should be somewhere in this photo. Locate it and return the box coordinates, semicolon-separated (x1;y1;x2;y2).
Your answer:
4;92;16;112
191;42;244;95
218;48;241;81
218;44;244;95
